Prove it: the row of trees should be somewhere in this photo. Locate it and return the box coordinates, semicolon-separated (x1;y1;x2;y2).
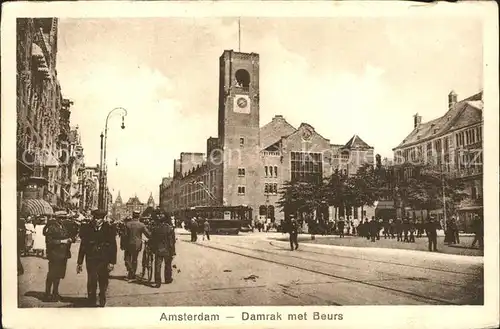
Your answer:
278;159;469;223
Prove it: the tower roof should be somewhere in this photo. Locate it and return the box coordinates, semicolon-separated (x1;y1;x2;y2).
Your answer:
343;135;373;150
115;191;122;204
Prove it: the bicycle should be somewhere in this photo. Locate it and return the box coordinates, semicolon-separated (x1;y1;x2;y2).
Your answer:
140;241;154;283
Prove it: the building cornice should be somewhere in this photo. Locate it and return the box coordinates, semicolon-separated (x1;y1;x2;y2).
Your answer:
393;120;483;151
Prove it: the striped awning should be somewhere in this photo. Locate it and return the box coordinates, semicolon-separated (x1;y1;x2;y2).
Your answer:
21;199;53;216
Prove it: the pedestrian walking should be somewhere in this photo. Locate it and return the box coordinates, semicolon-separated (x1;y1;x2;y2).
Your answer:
337;217;345;238
43;213;75;301
402;218;410;242
471;215;483;249
383;219;390;239
369;217;378;242
190;217;198;242
150;212;176;288
24;217;35;255
352;218;359;236
33;216;47;257
408;219;416;243
124;211;151;282
288;215;299;250
395;218;403;242
425;216;439;252
77;210;117;307
120;216;130;274
203;218;211;241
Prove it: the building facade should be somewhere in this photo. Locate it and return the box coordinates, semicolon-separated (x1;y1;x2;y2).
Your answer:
16;18;76;214
393;90;483;230
159;50;375;225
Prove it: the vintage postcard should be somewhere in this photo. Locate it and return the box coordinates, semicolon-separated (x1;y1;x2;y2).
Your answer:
1;1;499;329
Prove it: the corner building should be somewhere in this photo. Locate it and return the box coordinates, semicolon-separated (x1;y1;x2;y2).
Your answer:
160;50;374;225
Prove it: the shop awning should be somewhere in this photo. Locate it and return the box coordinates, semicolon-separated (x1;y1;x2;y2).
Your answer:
21;199;53;216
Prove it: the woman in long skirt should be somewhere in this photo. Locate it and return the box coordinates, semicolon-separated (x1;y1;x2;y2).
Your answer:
33;217;47;257
24;217;35;255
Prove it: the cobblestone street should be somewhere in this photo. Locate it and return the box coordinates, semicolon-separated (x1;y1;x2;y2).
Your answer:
18;230;484;307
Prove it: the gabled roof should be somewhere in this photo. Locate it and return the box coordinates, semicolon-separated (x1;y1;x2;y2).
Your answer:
260;115;297;150
343;135;373;150
394;91;483;150
126;195;143;205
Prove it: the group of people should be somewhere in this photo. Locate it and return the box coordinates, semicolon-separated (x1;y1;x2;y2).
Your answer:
281;213;484;253
18;207;178;307
187;217;211;242
117;210;177;289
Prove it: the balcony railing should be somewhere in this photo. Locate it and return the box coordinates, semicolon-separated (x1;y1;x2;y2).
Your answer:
449;166;482;178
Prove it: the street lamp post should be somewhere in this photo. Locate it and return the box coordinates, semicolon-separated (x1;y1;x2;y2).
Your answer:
98;107;127;212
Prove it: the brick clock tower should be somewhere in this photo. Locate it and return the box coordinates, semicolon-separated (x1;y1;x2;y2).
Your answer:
217;50;261;215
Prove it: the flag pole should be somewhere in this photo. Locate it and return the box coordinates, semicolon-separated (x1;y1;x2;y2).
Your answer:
238;17;241;52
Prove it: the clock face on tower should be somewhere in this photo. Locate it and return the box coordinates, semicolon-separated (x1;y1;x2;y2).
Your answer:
233;95;251;114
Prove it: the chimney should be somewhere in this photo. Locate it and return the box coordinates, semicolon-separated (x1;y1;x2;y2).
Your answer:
448;90;458;110
413;113;422;129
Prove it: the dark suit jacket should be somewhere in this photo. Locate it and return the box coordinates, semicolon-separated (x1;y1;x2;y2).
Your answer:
43;220;73;260
77;222;117;265
150;222;176;257
125;220;151;251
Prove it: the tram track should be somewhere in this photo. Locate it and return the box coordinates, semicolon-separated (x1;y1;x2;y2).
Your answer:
188;240;462;305
215;241;476;289
266;241;480;276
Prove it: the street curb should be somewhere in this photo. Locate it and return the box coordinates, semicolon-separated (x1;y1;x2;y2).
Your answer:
267;238;484;264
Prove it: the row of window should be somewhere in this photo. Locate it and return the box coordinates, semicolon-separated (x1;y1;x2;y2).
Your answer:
456;126;482;147
264;166;278;177
264;183;278;194
291;152;323;183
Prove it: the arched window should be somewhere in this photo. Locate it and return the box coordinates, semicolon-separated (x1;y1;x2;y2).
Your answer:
259;205;267;216
235;69;250;88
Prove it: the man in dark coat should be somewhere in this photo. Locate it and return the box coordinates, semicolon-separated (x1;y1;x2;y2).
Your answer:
337;217;345;238
395;218;403;242
369;217;378;242
150;212;176;288
43;214;75;301
190;217;198;242
77;210;117;307
425;216;439;252
289;215;299;251
124;211;151;281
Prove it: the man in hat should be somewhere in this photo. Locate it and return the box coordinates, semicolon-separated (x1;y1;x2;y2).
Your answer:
425;216;439;252
288;215;299;251
190;217;198;242
124;210;151;282
43;212;75;301
77;209;117;307
150;211;176;288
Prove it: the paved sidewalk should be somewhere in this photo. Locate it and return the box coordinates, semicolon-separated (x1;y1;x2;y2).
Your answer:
266;234;483;257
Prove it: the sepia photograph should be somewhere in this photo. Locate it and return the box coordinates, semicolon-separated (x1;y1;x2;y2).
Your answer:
2;1;498;328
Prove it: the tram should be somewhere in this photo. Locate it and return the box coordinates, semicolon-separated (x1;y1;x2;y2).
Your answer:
174;205;252;235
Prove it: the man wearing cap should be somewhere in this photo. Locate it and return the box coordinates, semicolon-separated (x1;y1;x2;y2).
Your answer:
288;215;299;251
150;211;176;287
43;213;75;301
77;210;117;307
124;210;151;282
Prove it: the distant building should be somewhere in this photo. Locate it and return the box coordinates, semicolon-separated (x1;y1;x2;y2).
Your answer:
159;50;375;226
393;90;483;230
125;195;147;217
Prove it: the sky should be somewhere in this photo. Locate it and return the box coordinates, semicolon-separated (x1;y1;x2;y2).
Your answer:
55;17;483;204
